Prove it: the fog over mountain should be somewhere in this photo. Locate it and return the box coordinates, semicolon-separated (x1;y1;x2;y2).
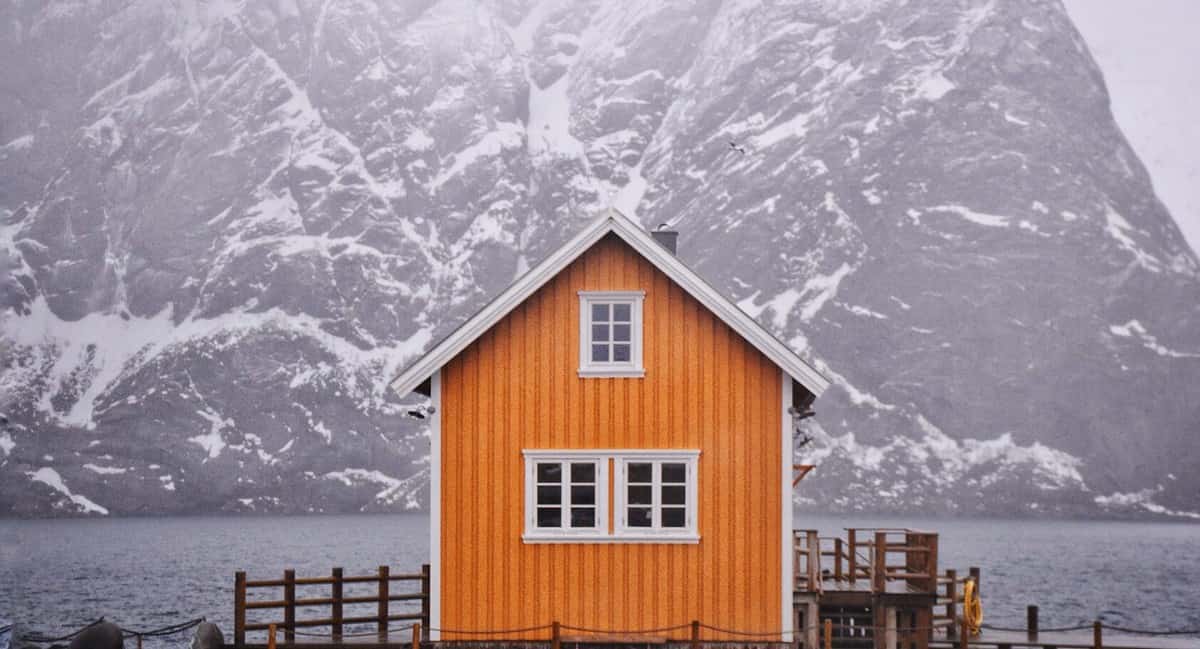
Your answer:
2;0;1198;519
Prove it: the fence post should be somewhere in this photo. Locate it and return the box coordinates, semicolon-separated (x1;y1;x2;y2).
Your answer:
946;569;958;639
412;623;421;649
848;530;858;585
420;563;431;641
1027;606;1038;637
873;531;887;593
834;538;844;581
958;617;968;649
969;567;981;597
284;569;295;644
1093;621;1102;649
267;624;276;649
378;565;390;637
234;571;246;649
823;619;832;649
807;530;820;591
552;621;561;649
332;567;344;639
691;620;700;649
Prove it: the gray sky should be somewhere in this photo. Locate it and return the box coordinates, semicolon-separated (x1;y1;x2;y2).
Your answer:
1064;0;1200;256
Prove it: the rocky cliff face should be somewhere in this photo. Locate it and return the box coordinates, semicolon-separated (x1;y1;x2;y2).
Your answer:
2;0;1197;518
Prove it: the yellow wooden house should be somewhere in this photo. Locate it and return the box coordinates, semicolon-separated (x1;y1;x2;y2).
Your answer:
389;210;830;642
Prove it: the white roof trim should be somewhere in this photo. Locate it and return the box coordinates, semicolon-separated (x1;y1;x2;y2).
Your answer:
389;209;831;397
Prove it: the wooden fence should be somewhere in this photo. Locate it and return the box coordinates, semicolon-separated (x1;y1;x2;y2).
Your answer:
233;564;430;646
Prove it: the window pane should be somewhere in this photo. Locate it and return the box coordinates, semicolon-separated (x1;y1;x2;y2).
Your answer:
628;507;652;527
591;323;609;342
591;303;610;322
613;303;631;321
662;463;686;483
537;485;562;505
627;463;652;483
537;463;561;483
591;344;609;362
571;485;595;505
662;485;686;505
570;507;595;528
570;462;595;483
537;507;562;528
613;324;631;342
627;485;652;505
612;344;631;362
662;507;686;528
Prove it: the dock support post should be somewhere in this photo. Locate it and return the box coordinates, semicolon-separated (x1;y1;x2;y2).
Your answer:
412;623;421;649
1027;606;1038;637
885;608;897;649
267;624;276;649
806;601;820;649
378;565;390;638
691;620;700;649
1093;621;1102;649
420;564;431;642
824;619;832;649
284;569;295;644
552;621;561;649
234;571;246;649
946;570;958;639
332;567;344;639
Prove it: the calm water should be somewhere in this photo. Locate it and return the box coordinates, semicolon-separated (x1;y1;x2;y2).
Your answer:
1;514;1198;646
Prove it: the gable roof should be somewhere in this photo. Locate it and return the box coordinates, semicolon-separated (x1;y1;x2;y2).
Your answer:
389;209;831;397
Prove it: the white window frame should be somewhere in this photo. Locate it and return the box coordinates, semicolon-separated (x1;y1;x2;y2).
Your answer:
613;451;699;542
522;452;610;542
521;449;699;544
578;291;645;378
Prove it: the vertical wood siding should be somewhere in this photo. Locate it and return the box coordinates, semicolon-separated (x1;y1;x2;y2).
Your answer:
440;234;783;639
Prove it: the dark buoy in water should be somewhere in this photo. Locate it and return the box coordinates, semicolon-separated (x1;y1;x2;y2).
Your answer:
191;622;224;649
67;621;122;649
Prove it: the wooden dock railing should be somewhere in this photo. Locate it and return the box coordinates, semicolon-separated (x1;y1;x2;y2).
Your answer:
933;566;980;637
794;528;941;595
234;564;430;646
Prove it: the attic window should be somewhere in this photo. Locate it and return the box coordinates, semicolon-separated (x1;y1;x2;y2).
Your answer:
578;291;645;378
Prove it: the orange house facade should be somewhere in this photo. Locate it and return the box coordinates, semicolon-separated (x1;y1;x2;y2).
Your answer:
390;211;830;642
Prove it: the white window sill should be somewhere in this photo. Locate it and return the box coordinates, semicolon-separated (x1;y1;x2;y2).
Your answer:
522;533;700;544
578;366;645;378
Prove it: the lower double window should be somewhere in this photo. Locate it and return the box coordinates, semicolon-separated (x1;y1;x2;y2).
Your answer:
522;450;699;543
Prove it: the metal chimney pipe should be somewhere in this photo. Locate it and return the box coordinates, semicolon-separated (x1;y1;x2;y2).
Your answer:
651;224;678;255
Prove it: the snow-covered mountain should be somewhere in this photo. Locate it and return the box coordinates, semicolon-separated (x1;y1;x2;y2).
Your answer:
2;0;1198;518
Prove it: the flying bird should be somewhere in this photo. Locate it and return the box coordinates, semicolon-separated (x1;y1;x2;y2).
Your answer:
729;140;747;154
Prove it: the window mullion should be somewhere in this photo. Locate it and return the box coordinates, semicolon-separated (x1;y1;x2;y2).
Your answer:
561;461;571;530
652;461;662;530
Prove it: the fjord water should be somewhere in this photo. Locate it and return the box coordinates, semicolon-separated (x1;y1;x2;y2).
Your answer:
1;514;1197;647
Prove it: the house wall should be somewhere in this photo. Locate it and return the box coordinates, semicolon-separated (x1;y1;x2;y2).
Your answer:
439;234;785;640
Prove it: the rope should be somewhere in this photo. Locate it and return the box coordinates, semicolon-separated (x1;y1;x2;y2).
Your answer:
288;624;416;638
121;618;205;638
431;624;555;635
19;618;106;643
980;623;1094;633
1100;623;1200;637
560;623;692;635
